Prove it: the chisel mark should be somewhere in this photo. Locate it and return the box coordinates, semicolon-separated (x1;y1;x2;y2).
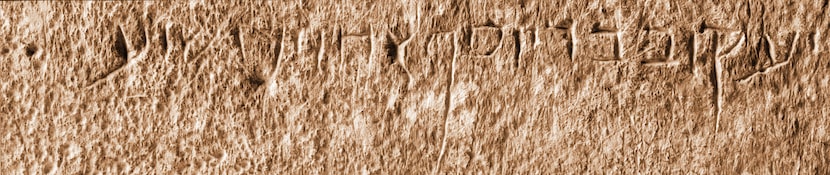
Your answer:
317;30;326;74
589;22;621;62
435;30;459;175
711;34;722;132
86;22;150;90
513;29;522;69
736;32;799;83
688;34;696;73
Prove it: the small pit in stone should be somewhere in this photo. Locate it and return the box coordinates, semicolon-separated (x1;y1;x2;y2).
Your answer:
25;44;38;57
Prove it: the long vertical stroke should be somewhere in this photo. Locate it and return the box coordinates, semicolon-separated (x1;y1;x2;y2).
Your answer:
317;31;326;74
434;31;458;175
712;34;723;132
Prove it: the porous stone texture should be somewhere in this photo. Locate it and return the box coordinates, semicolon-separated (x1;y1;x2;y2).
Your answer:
0;1;828;174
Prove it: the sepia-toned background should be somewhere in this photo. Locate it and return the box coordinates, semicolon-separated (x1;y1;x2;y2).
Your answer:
1;0;828;174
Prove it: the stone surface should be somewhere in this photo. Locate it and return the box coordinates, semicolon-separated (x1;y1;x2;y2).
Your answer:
0;1;828;174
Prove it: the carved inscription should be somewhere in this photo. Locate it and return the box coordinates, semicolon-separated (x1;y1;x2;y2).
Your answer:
470;23;503;57
385;26;417;89
736;31;801;83
586;23;623;62
81;6;822;122
639;25;678;66
232;17;813;116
